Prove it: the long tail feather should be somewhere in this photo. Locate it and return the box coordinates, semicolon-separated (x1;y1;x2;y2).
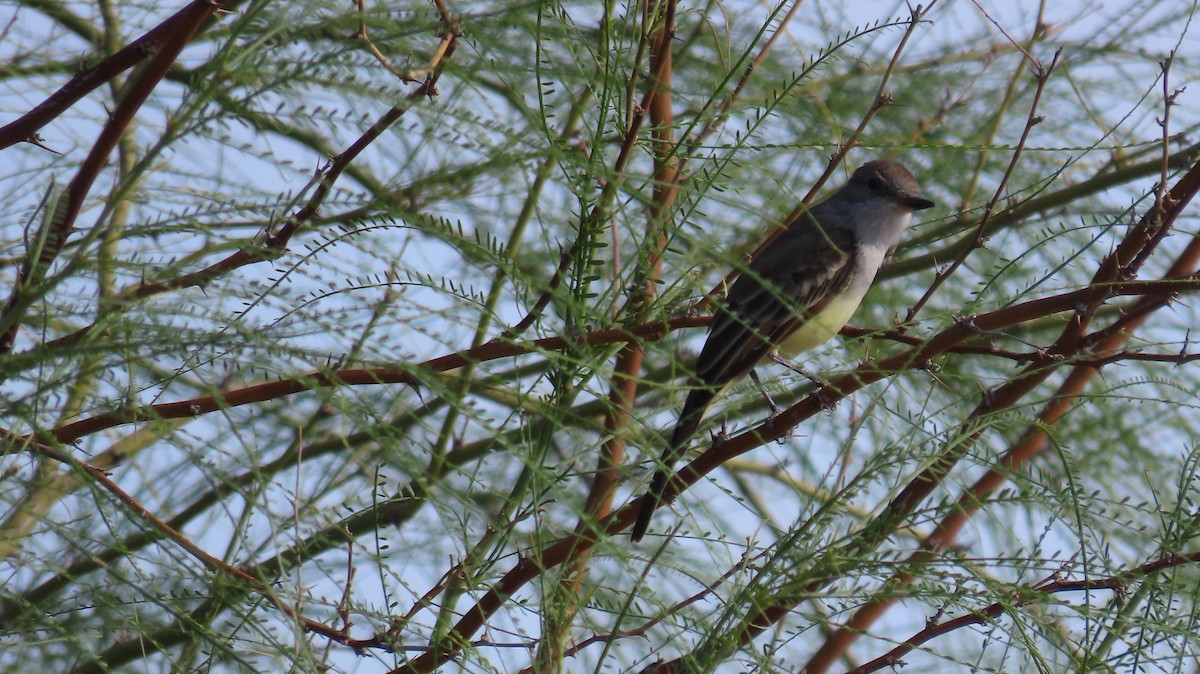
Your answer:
631;387;717;542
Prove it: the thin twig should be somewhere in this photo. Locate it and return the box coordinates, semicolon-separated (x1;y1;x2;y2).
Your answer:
0;1;227;355
382;264;1200;674
0;1;222;150
726;147;1200;665
904;48;1061;323
697;1;937;312
804;232;1200;673
26;16;462;352
355;0;422;83
848;548;1200;674
23;268;1200;452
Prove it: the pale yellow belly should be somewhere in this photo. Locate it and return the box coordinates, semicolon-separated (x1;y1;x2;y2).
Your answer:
770;291;866;360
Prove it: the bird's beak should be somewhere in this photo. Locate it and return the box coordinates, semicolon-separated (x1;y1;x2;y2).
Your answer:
899;195;935;211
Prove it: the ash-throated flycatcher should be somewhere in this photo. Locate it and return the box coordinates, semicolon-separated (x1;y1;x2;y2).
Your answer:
631;159;934;542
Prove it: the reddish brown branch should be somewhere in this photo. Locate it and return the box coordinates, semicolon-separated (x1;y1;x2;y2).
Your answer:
19;317;701;448
805;230;1200;673
841;325;1200;367
543;3;681;664
848;549;1200;674
384;269;1200;674
904;47;1061;323
354;0;422;84
0;1;227;356
495;243;576;342
573;0;679;539
0;1;230;151
76;458;358;648
728;154;1200;659
527;550;768;672
20;272;1197;453
33;22;461;353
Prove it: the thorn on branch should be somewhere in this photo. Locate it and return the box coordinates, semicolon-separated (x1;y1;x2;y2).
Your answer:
816;388;837;414
925;604;946;629
261;228;282;249
1072;302;1094;322
1116;264;1139;282
1033;348;1065;364
24;134;62;155
980;387;996;407
953;314;981;334
712;422;730;447
1159;51;1175;75
1055;556;1078;580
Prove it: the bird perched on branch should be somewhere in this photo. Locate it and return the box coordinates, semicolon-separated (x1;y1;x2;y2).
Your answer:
631;160;935;543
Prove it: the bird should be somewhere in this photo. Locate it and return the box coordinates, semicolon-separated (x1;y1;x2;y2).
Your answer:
630;159;935;542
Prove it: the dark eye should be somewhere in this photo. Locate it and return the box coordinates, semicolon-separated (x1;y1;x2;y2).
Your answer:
867;177;881;190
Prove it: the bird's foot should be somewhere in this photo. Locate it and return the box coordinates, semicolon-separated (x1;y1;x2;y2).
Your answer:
814;387;838;414
748;369;782;417
711;423;731;447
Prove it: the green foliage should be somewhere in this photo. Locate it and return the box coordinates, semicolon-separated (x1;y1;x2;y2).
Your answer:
1;1;1199;673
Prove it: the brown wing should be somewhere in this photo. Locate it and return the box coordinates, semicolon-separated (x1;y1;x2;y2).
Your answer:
631;208;860;543
694;210;858;388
